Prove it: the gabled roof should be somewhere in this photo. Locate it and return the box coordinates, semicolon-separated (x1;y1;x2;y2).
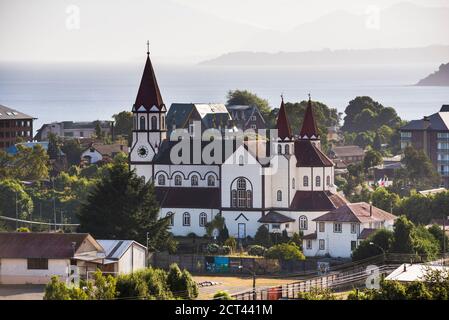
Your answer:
97;240;146;261
299;98;319;139
0;104;34;120
294;140;334;167
133;53;164;112
258;211;295;223
290;191;348;211
358;228;377;239
155;187;220;209
86;142;127;157
313;202;397;223
401;106;449;131
275;98;293;140
166;103;231;130
330;145;365;158
0;232;102;259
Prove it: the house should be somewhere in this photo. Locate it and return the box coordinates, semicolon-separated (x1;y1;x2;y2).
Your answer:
129;50;346;241
81;142;127;164
303;202;396;258
385;263;449;283
34;120;113;141
0;232;147;285
96;240;147;274
329;145;365;166
226;105;266;131
0;104;35;149
400;105;449;187
166;103;235;136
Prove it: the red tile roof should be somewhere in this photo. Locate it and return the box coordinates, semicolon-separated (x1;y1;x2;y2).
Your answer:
275;98;292;140
290;191;348;211
0;233;98;259
313;202;397;223
155;187;220;209
133;53;164;111
294;140;334;167
299;98;319;139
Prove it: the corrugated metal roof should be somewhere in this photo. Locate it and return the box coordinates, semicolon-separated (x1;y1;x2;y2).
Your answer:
385;263;449;282
97;240;146;260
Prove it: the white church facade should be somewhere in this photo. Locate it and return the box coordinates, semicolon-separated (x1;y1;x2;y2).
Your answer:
128;50;396;258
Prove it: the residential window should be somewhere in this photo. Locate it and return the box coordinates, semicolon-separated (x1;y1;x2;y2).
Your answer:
351;241;357;251
319;239;325;250
333;223;342;233
166;212;174;226
251;124;257;129
27;258;48;270
272;224;280;230
303;176;309;187
316;176;321;187
306;240;312;250
158;175;165;186
277;190;282;201
251;116;256;121
199;212;207;227
140;116;145;130
207;175;215;186
318;222;325;232
191;175;198;186
183;212;191;226
174;175;182;186
299;215;308;230
351;223;357;234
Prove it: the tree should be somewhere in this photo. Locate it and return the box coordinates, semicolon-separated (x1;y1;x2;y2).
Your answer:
264;243;305;261
213;290;234;300
371;187;400;213
363;149;383;172
47;133;61;160
428;224;449;252
93;121;104;139
0;179;33;220
297;287;337;300
254;225;272;248
396;193;432;224
77;161;174;250
10;144;49;180
352;229;393;262
44;276;89;300
401;146;440;190
392;216;415;254
113;111;133;143
167;264;198;299
226;89;270;117
61;139;83;166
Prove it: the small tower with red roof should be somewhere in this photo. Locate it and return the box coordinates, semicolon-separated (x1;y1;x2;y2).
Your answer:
299;94;321;149
275;95;294;156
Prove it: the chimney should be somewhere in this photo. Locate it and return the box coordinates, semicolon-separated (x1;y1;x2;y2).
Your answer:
403;264;407;272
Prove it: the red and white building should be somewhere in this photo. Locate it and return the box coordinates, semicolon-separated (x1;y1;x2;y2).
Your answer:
128;51;396;258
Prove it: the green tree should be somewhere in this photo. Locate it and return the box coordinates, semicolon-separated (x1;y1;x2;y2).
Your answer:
113;111;133;143
77;161;174;250
167;264;198;299
254;225;272;248
396;193;432;224
392;216;415;254
363;149;383;172
47;133;61;160
297;287;337;300
401;146;440;190
11;144;49;180
44;276;89;300
264;243;305;261
352;229;393;262
226;89;271;118
61;139;83;166
213;290;235;300
371;187;400;213
428;224;449;252
0;179;33;220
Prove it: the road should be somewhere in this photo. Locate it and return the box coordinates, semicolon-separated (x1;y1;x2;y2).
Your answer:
0;285;45;300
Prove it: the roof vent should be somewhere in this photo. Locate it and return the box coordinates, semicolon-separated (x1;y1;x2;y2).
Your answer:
440;105;449;112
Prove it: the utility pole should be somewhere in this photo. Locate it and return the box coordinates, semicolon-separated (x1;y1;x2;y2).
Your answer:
52;179;56;232
15;191;18;230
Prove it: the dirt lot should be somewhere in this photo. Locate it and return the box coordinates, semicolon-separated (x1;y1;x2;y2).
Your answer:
0;285;45;300
193;275;303;300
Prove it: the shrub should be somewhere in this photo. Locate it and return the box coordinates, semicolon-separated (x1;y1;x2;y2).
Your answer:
213;290;234;300
254;225;272;248
264;243;305;261
116;272;148;300
219;245;231;255
206;243;220;255
247;245;266;256
297;287;337;300
224;237;237;252
167;263;198;299
44;276;89;300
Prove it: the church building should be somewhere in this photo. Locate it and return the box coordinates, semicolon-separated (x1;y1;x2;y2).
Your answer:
129;49;350;247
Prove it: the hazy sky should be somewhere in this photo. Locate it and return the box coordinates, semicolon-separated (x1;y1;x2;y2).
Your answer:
1;0;448;63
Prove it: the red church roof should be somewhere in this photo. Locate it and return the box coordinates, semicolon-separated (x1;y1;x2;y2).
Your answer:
299;97;319;139
275;97;292;140
133;49;164;112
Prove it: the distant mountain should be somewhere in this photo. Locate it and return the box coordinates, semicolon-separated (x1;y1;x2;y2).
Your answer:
417;63;449;86
200;46;449;66
240;2;449;52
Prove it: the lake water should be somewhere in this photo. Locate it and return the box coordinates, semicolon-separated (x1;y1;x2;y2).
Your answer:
0;62;448;132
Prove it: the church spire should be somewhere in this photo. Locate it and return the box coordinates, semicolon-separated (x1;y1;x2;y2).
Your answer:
133;42;164;111
299;94;320;140
276;95;292;140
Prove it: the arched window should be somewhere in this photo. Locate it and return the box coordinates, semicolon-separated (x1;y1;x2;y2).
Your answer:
292;178;296;189
326;175;331;186
140;116;145;130
285;144;290;155
232;178;252;208
199;212;207;227
299;215;308;230
183;212;190;226
277;190;282;201
166;212;174;226
191;175;198;186
316;176;321;187
174;175;182;186
158;175;166;186
303;176;309;187
151;116;157;130
278;144;282;155
207;175;215;186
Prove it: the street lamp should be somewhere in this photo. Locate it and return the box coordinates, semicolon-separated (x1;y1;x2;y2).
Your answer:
238;265;256;300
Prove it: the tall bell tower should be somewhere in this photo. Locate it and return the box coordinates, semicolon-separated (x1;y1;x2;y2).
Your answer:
129;42;167;180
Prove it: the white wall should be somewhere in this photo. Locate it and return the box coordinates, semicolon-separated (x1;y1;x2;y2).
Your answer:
81;149;103;164
154;164;219;187
0;258;70;285
160;208;219;236
222;210;261;239
117;244;146;274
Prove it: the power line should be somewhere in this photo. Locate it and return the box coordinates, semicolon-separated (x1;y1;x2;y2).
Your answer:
0;215;79;227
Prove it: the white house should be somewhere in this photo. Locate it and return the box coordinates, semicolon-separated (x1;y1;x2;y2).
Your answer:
81;142;127;164
303;202;397;258
129;50;348;243
385;263;449;283
0;233;147;285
